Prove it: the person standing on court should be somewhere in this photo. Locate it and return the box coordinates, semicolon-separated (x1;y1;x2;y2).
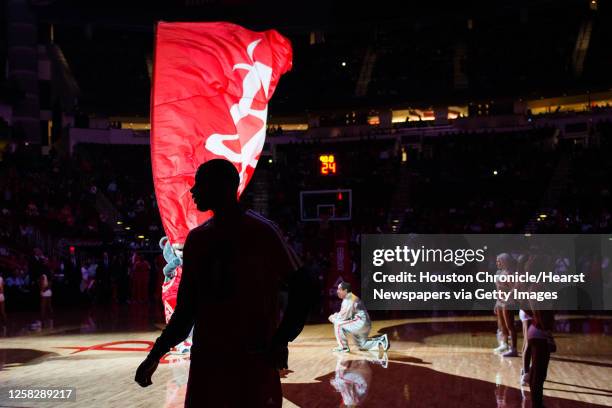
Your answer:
135;159;310;407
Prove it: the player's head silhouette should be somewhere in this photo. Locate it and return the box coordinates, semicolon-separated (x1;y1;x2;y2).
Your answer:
191;159;240;213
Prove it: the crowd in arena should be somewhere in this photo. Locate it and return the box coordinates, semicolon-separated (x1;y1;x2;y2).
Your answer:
0;142;163;331
0;118;611;331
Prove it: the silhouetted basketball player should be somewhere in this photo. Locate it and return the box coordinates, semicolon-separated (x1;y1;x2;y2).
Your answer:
135;159;310;407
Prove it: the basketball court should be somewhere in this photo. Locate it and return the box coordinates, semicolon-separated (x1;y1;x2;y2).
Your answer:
1;310;610;407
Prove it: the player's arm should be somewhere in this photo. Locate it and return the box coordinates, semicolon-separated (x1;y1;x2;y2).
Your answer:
267;224;314;368
148;232;198;361
274;263;314;343
335;299;353;322
136;233;198;387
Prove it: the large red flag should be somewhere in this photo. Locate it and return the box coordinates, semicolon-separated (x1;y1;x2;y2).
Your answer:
151;22;292;324
151;21;292;245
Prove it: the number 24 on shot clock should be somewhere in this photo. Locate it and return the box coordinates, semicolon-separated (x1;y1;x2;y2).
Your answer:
319;154;337;175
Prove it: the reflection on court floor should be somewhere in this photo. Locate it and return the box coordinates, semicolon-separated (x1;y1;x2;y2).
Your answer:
1;314;611;407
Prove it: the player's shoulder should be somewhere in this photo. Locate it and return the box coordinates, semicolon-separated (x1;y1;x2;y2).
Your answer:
198;217;215;231
186;219;215;241
246;210;302;269
244;210;283;234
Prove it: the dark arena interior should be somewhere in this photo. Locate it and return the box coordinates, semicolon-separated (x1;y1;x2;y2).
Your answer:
0;1;611;407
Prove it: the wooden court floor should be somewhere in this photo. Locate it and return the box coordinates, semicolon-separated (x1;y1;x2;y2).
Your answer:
0;315;611;407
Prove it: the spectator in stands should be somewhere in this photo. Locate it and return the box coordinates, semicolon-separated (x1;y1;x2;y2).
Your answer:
80;259;96;303
39;272;53;329
131;254;150;304
97;251;112;304
63;249;81;302
6;268;29;293
30;248;48;281
110;253;129;304
0;272;6;336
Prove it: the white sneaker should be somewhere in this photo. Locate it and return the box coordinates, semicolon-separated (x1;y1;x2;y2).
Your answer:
380;334;390;351
502;348;518;358
332;346;350;353
493;343;509;354
377;352;389;368
520;368;530;386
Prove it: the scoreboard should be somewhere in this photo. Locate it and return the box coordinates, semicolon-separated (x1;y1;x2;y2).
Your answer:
319;154;337;175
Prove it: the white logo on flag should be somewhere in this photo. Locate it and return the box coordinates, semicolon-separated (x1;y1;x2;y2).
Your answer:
205;40;273;193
